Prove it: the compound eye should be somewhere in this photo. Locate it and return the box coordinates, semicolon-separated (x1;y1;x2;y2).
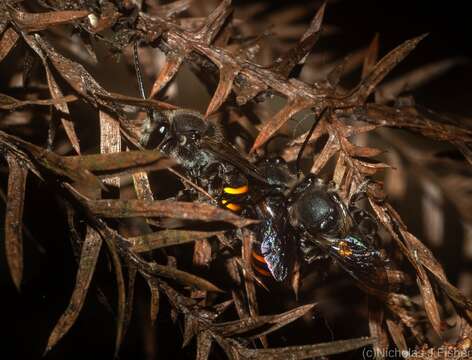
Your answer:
146;122;169;148
189;131;200;141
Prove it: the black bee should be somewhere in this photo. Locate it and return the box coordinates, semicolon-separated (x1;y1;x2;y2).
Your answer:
133;46;395;290
133;45;295;281
286;175;393;293
139;109;397;290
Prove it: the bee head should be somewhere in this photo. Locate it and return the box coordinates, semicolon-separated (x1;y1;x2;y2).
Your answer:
142;109;217;151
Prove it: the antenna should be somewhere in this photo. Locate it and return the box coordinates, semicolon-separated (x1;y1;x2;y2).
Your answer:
295;107;327;176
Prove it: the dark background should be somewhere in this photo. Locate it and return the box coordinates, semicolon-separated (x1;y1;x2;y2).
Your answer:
1;1;471;359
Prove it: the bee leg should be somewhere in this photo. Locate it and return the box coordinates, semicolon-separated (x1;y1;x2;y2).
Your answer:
300;237;328;264
348;179;372;207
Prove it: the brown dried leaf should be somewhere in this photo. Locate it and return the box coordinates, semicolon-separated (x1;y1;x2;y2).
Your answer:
417;273;442;337
63;150;168;174
146;278;160;324
368;297;388;360
235;337;375;359
386;319;408;354
193;238;212;268
205;66;236;116
153;0;193;18
271;2;326;77
310;133;339;174
352;34;427;103
194;0;232;44
99;92;176;111
149;56;184;99
0;93;78;110
0;130;101;188
131;230;223;253
362;33;379;79
23;33;81;154
196;331;213;360
10;8;89;32
45;226;102;353
400;229;472;312
86;199;257;228
251;98;313;151
352;158;391;176
141;259;223;293
32;35;115;109
214;303;316;337
341;138;384;158
104;232;127;358
377;58;466;103
100;111;121;188
0;27;19;63
362;103;472;145
4;154;27;290
122;264;137;341
183;315;200;347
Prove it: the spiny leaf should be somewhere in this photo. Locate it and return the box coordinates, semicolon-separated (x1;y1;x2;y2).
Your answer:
146;278;160;324
416;273;442;338
154;0;193;18
213;303;316;337
0;27;19;63
352;158;391;176
9;8;89;32
195;0;233;44
99;111;121;187
247;303;318;340
23;33;81;154
377;57;467;103
122;264;137;342
251;98;313;152
147;262;223;293
63;150;167;173
32;35;116;110
98;92;176;110
205;66;237;116
235;337;375;359
0;130;102;188
386;319;408;354
85;217;224;293
0;93;77;110
86;199;258;228
361;104;472;143
45;226;102;353
4;154;28;290
368;297;389;360
271;2;326;77
130;229;224;253
341;138;384;158
352;34;428;103
361;33;380;79
103;229;127;359
132;170;154;202
196;331;213;360
149;56;184;98
193;237;212;268
311;133;339;174
182;315;200;347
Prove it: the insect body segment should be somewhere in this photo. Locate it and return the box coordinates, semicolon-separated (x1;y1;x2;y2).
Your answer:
220;184;249;212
